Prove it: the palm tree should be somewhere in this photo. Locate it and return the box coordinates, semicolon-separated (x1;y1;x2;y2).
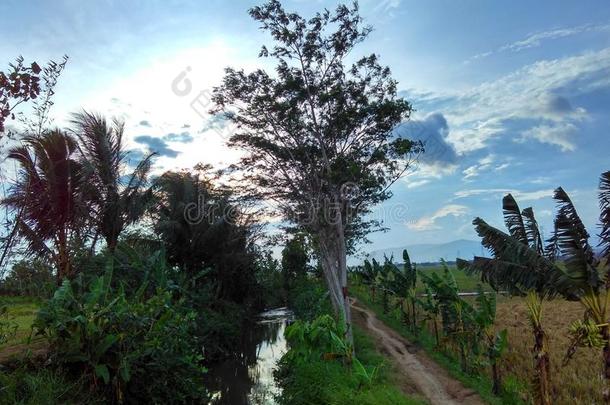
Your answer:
70;111;154;252
151;170;259;303
458;194;558;405
2;130;87;284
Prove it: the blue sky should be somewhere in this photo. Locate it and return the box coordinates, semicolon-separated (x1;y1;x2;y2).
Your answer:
2;0;609;253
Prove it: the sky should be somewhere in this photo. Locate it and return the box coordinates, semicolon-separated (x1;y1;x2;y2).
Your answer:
1;0;609;254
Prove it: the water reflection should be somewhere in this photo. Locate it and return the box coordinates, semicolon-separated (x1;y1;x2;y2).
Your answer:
204;307;293;404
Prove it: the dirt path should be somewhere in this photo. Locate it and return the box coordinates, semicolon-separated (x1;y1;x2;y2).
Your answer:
351;299;485;405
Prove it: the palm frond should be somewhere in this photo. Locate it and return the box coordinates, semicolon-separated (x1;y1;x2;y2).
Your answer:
502;194;528;245
550;187;601;294
522;207;544;255
599;171;610;261
472;217;558;296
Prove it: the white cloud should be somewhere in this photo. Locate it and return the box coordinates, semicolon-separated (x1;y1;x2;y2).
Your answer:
468;23;610;61
461;154;510;179
520;123;577;152
406;204;469;231
445;47;610;153
406;179;430;189
454;188;554;201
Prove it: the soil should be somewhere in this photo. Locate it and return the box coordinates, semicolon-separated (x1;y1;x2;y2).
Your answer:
351;299;485;405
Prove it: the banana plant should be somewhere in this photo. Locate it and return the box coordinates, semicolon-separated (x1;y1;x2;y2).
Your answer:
458;194;559;405
474;285;507;395
389;249;418;330
544;173;610;399
417;283;441;346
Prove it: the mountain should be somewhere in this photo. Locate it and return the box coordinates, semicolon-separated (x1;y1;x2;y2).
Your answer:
359;239;487;264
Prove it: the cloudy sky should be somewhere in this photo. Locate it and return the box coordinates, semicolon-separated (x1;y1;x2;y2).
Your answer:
2;0;609;252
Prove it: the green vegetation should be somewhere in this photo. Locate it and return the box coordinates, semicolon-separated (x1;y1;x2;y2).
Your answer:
1;1;608;404
351;281;525;405
459;172;610;404
275;277;424;405
276;324;425;405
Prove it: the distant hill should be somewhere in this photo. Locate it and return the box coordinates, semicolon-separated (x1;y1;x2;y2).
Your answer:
361;239;488;264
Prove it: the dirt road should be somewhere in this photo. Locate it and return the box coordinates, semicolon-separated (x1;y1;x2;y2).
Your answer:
351;299;485;405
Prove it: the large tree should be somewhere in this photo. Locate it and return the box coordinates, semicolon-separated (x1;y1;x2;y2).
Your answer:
212;1;421;344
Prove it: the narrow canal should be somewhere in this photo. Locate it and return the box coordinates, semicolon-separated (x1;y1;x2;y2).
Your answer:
204;307;293;404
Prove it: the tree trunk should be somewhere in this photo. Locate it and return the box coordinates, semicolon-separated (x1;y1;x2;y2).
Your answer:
533;326;551;405
317;221;353;348
602;325;610;402
492;362;501;396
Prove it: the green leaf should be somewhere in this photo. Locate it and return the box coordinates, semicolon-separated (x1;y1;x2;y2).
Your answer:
94;364;110;384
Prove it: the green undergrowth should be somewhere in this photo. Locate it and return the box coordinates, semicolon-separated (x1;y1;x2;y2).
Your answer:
277;277;426;405
0;365;104;404
275;324;426;405
352;284;527;405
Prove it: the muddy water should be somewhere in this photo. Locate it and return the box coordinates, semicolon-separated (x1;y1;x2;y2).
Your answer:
204;307;293;404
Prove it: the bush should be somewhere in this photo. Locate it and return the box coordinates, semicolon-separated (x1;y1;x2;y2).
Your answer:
33;254;207;403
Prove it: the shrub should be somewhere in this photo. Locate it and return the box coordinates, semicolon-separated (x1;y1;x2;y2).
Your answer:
33;256;207;403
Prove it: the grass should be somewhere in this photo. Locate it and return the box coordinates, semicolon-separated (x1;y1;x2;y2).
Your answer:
352;282;527;405
276;324;427;405
415;264;492;293
0;367;104;404
0;296;40;348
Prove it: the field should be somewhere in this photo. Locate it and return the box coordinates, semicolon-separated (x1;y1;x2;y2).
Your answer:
496;296;602;404
0;297;44;361
354;265;605;404
415;264;491;293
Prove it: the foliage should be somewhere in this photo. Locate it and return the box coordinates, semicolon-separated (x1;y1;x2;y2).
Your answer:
71;111;155;252
0;305;18;345
281;234;310;290
212;0;423;343
32;252;207;403
276;326;423;405
0;258;55;298
0;366;104;404
151;169;259;304
287;277;332;322
2;131;89;283
0;57;42;133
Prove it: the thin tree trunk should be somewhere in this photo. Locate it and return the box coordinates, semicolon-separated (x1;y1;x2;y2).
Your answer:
602;326;610;402
533;327;551;405
492;362;501;396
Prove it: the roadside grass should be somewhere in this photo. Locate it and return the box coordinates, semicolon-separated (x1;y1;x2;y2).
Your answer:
352;283;527;405
277;324;427;405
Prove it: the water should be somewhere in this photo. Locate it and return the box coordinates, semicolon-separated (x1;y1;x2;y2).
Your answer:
204;307;294;404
